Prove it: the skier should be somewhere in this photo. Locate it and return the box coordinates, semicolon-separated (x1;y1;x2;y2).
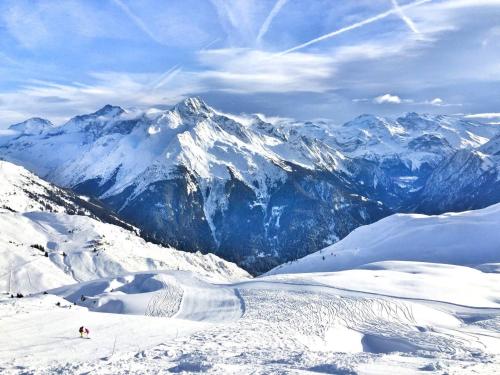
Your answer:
79;326;90;338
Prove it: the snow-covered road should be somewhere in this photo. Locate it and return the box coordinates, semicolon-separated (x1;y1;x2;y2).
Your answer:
1;262;499;374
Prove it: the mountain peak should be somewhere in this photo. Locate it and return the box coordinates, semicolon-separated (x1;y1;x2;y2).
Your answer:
68;105;125;124
92;104;125;117
8;117;55;135
397;112;444;130
174;97;210;116
343;114;387;128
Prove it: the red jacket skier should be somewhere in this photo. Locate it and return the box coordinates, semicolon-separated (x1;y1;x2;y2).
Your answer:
79;326;90;338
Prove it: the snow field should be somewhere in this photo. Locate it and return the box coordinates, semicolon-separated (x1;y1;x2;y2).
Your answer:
2;261;499;374
268;203;500;275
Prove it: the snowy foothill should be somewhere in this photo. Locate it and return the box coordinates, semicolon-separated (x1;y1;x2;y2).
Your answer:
267;202;500;275
0;160;79;214
0;210;249;295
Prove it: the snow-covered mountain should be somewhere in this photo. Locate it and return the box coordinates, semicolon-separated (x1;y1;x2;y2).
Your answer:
8;117;55;135
1;98;498;273
320;112;498;208
0;159;249;294
267;203;500;275
415;133;500;213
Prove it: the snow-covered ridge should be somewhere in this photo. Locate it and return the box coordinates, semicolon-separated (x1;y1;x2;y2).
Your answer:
267;202;500;275
0;210;250;295
0;160;100;214
0;160;136;231
327;112;497;169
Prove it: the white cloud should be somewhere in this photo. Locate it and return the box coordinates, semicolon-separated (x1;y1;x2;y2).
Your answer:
422;98;461;107
0;71;204;128
152;66;183;90
0;47;337;127
1;0;500;125
430;97;443;105
2;3;50;48
196;48;335;93
373;94;402;104
371;95;461;107
209;0;262;45
464;113;500;119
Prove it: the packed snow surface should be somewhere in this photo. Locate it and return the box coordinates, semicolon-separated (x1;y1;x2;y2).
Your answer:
268;202;500;275
1;261;499;374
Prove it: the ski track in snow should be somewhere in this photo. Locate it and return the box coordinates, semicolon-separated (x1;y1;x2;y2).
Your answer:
1;265;499;374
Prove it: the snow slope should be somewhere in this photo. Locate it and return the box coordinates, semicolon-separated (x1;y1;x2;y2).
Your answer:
0;210;249;295
268;203;500;275
1;261;499;374
52;270;243;321
0;160;136;231
0;160;98;214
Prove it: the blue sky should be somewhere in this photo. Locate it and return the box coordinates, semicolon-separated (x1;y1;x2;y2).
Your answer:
1;0;500;127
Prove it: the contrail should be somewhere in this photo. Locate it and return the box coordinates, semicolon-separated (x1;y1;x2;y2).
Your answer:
200;38;221;51
277;0;431;56
152;65;182;89
391;0;420;33
256;0;288;44
112;0;162;44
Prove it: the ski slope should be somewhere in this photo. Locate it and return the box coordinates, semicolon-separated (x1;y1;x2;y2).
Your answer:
267;203;500;275
1;261;499;374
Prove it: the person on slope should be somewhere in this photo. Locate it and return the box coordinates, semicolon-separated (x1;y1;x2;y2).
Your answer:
79;326;90;338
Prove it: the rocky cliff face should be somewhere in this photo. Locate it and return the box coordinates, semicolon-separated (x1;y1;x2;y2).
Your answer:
1;98;498;273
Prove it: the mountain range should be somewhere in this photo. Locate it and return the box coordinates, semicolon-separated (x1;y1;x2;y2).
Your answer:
1;97;499;273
